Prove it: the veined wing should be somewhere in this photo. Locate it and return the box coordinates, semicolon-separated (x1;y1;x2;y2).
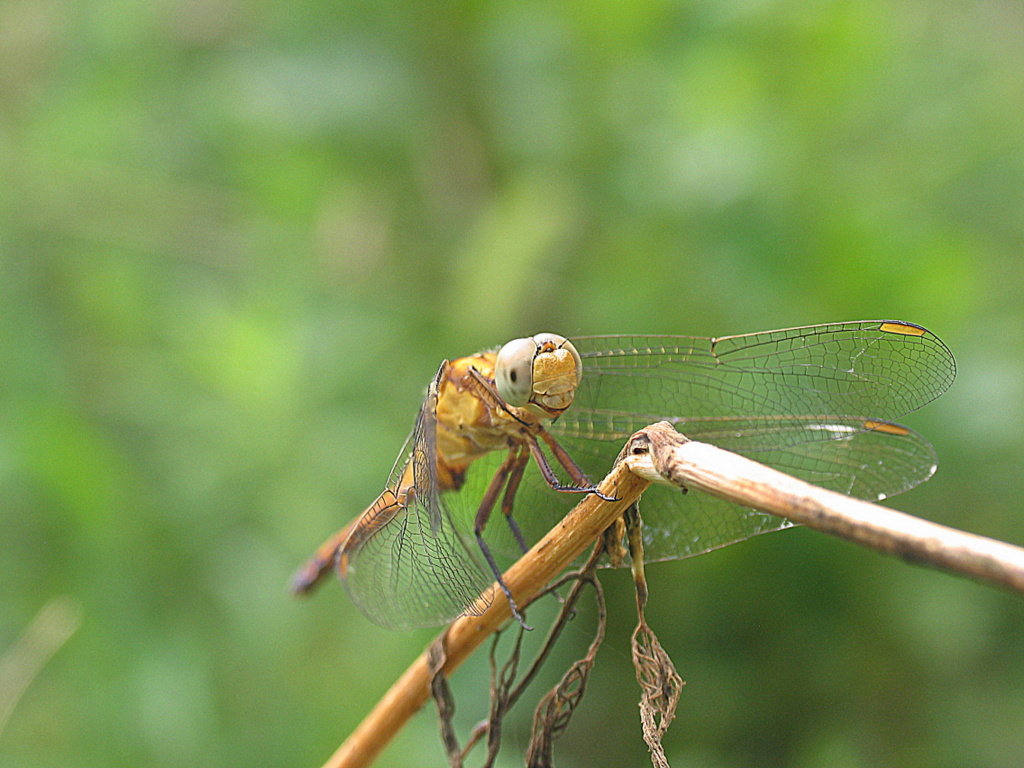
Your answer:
656;416;937;500
564;321;954;437
340;364;493;630
484;321;953;564
553;416;937;563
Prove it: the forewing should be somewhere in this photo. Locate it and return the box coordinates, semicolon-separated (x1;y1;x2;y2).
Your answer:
341;365;493;629
565;321;955;435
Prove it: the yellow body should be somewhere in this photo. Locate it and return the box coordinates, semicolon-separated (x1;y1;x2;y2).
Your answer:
302;342;582;585
434;352;526;490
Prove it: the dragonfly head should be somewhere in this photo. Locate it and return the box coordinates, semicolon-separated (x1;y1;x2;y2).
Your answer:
494;333;582;417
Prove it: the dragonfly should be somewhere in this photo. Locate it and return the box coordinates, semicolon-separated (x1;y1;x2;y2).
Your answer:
293;320;955;630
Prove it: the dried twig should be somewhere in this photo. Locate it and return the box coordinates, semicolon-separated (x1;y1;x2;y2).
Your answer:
624;422;1024;593
426;638;462;767
626;507;683;768
523;546;607;767
446;546;607;766
319;422;1024;768
320;452;650;768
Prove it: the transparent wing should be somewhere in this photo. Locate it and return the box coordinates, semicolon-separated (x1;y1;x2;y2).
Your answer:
559;417;937;563
565;321;955;434
340;365;493;629
485;321;954;564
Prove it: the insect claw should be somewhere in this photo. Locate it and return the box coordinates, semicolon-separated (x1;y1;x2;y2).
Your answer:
501;584;533;630
511;605;533;631
560;484;618;502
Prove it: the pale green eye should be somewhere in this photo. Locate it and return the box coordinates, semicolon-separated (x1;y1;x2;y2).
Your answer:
494;337;537;406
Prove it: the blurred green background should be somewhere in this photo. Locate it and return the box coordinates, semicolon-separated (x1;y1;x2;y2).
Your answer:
2;1;1023;766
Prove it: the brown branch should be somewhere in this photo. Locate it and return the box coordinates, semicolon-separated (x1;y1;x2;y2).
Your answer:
319;421;1024;768
320;447;651;768
626;422;1024;593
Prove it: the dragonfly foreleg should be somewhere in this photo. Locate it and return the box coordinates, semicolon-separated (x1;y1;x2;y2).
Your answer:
526;432;617;502
538;428;598;487
464;365;515;415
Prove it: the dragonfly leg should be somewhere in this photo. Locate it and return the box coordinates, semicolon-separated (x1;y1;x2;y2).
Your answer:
474;447;517;527
464;366;514;415
473;447;532;630
538;428;589;484
525;434;617;502
466;363;614;501
500;444;532;553
502;442;576;608
475;530;531;630
537;429;617;502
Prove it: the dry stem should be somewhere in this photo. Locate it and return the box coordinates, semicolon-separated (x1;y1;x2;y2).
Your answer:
319;422;1024;768
320;452;650;768
625;422;1024;592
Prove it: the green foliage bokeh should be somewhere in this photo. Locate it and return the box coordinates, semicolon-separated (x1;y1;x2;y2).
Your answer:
2;1;1023;766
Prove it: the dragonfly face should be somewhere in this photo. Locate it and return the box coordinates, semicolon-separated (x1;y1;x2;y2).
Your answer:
494;333;583;417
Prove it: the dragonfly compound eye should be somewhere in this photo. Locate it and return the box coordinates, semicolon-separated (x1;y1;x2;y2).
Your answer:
495;337;538;406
